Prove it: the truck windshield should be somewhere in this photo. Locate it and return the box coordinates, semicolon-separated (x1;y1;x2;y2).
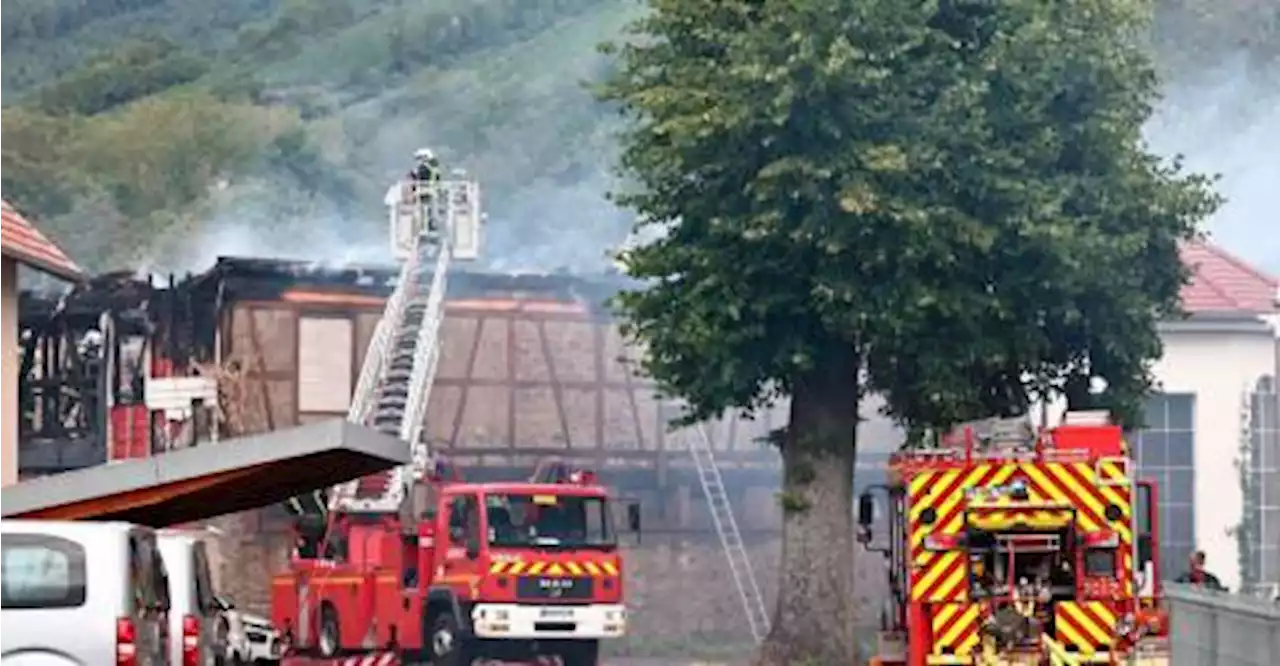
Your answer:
485;493;614;549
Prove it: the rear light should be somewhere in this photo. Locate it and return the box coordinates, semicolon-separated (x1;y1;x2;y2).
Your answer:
116;617;138;666
182;614;201;666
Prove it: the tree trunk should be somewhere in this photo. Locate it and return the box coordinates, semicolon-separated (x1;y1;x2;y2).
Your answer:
754;351;860;666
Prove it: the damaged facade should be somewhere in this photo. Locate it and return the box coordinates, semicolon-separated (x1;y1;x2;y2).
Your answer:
19;256;875;522
17;270;219;475
10;255;897;642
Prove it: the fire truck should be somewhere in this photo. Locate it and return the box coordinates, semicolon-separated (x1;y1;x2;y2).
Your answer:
272;457;639;666
856;411;1171;666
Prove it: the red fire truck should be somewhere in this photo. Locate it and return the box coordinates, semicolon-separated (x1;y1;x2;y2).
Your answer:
272;459;639;666
856;412;1171;666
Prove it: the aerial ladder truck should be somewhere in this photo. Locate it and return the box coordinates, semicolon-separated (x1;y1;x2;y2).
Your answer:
273;173;637;666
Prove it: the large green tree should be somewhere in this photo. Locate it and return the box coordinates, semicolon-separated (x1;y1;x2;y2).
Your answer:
600;0;1218;662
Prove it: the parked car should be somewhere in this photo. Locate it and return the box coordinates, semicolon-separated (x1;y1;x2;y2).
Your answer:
217;596;284;665
157;530;226;666
1;520;171;666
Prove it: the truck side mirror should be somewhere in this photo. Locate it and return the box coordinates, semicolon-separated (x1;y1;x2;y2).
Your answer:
857;493;875;527
627;504;642;532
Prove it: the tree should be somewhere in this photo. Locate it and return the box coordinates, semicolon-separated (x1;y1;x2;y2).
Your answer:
599;0;1218;663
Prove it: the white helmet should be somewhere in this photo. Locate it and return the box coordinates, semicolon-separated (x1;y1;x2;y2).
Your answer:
414;147;435;161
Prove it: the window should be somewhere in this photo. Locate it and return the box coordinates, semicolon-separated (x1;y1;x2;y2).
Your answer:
1;534;87;609
129;533;170;613
447;494;480;544
297;316;354;413
193;544;216;612
485;493;615;549
1131;393;1196;571
1243;381;1279;589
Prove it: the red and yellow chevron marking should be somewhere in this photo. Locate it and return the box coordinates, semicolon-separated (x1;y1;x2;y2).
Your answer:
909;465;1018;561
910;465;1016;602
1095;457;1136;596
1020;463;1126;535
1055;601;1119;655
912;551;969;602
930;603;981;657
488;559;619;576
966;507;1074;531
908;460;1137;603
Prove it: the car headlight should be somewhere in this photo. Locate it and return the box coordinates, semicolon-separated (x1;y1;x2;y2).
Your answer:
604;609;626;622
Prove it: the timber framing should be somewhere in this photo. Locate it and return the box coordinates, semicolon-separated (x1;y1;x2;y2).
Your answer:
18;256;793;532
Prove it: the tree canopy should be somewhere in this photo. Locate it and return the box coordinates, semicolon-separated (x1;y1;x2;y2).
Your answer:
600;0;1218;662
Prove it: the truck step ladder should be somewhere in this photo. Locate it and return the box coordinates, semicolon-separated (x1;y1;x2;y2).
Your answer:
687;422;771;643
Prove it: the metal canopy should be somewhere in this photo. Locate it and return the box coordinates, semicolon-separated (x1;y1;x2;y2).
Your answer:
1;420;409;527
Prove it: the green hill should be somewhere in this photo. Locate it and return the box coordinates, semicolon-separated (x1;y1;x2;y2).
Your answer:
1;0;1275;273
1;0;641;273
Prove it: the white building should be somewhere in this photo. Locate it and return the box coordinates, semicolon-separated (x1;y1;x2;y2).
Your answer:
1141;242;1278;590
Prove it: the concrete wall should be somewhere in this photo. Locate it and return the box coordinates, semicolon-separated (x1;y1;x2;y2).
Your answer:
1153;320;1278;590
2;257;18;487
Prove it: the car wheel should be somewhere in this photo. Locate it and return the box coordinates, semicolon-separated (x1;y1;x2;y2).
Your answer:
318;605;341;658
428;612;473;666
559;639;600;666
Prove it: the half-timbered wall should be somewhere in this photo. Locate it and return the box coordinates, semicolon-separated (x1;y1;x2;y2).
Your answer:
216;283;801;532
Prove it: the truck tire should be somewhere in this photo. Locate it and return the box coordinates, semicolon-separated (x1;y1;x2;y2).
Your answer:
428;612;474;666
559;640;600;666
318;604;341;658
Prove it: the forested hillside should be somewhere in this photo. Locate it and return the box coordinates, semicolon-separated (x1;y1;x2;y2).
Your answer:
2;0;1275;274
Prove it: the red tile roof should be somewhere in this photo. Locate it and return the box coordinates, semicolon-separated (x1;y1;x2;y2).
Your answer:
1179;241;1277;314
1;200;83;281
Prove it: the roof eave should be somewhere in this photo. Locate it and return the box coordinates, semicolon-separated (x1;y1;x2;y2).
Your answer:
2;246;85;283
1160;312;1276;334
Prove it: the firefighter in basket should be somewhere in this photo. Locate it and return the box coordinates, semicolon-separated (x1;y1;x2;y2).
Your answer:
408;147;443;233
409;148;442;193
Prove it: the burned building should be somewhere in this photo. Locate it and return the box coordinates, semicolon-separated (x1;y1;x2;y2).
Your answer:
17;270;221;474
17;256;901;641
17;257;797;531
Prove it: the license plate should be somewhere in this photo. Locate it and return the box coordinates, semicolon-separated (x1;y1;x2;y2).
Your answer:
540;609;573;619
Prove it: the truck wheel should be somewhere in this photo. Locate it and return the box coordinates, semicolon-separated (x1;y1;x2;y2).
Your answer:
559;640;600;666
428;613;473;666
318;604;341;658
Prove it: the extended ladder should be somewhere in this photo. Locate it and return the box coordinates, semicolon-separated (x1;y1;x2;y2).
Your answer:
328;179;478;514
686;421;771;642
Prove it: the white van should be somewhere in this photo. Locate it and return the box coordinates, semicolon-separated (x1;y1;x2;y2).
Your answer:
157;531;225;666
1;520;171;666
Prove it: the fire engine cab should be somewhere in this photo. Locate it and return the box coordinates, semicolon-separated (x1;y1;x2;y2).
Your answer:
856;412;1170;666
271;458;640;666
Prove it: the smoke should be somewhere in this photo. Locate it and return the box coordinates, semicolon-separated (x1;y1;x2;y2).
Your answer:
177;216;390;271
1145;53;1280;274
138;179;393;276
480;170;631;274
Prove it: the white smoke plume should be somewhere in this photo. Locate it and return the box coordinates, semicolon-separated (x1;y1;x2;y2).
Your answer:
1145;53;1280;273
